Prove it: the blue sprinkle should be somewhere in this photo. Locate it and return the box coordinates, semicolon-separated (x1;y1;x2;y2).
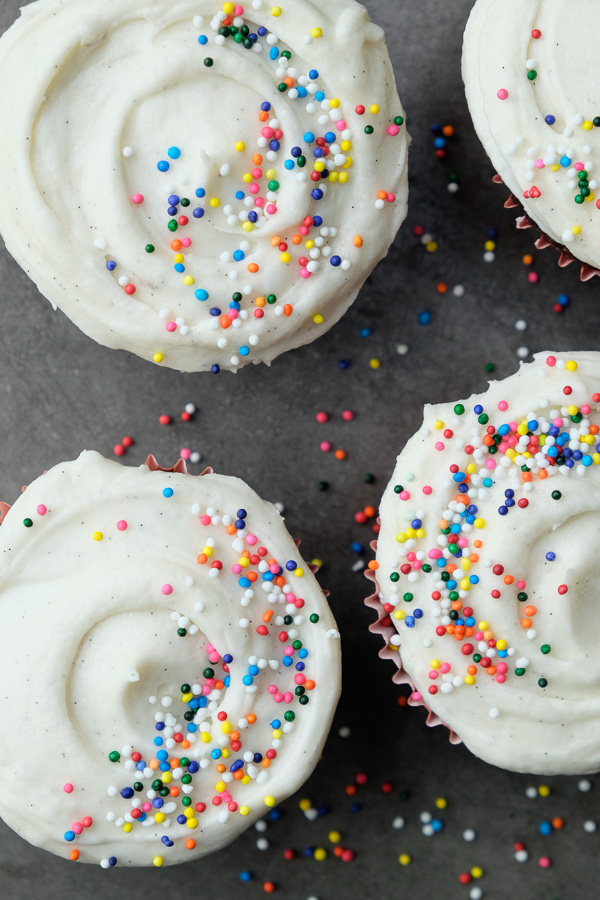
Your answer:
404;616;416;628
157;160;169;172
545;114;556;125
330;256;342;267
195;289;209;301
498;506;508;515
418;310;431;325
106;260;117;271
240;871;253;882
196;188;206;198
193;207;204;218
64;831;75;842
168;146;181;159
108;857;117;866
270;47;279;60
304;132;316;143
308;69;319;80
560;155;571;167
311;188;323;200
198;34;208;45
233;250;245;261
163;487;174;498
315;91;325;102
211;364;220;374
235;190;245;200
546;551;556;561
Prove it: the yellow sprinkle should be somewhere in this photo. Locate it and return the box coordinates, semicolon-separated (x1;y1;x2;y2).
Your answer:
122;823;132;833
294;567;304;577
209;197;220;208
343;157;353;169
239;805;250;816
93;531;103;542
370;104;380;114
223;2;234;12
271;6;282;15
153;856;164;867
161;772;172;784
566;359;578;371
338;171;349;183
201;732;211;743
235;141;246;152
329;171;339;183
187;818;198;829
395;533;406;544
280;252;291;263
311;558;323;568
311;26;323;38
398;853;411;866
496;639;507;650
313;161;325;172
154;812;165;823
329;98;340;109
221;722;232;734
466;463;477;474
242;222;254;232
181;692;193;703
264;795;276;807
425;241;437;252
215;781;226;793
435;797;447;810
241;775;250;785
184;275;195;286
572;224;582;233
434;420;444;430
266;169;277;180
464;675;476;685
202;546;214;557
471;866;483;878
479;621;489;630
329;831;341;843
369;358;381;369
404;528;415;539
221;748;230;759
174;254;184;264
430;659;441;669
583;120;593;130
340;140;352;151
299;798;311;811
314;848;327;860
484;240;495;251
550;163;561;171
272;729;282;739
153;352;163;364
242;173;253;183
474;518;485;529
184;807;194;819
394;610;406;620
416;528;426;539
538;784;551;797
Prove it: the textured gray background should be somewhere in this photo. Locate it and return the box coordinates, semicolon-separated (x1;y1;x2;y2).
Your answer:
1;1;600;898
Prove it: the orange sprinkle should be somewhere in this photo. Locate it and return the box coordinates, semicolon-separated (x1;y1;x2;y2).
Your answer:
473;540;483;548
442;125;454;137
275;575;286;587
149;759;159;770
469;553;479;562
197;553;208;565
483;630;494;641
522;471;533;482
70;850;80;861
436;282;448;294
261;758;271;768
368;560;379;571
258;110;269;122
524;605;537;617
538;469;548;480
263;610;274;623
446;625;456;635
590;424;599;435
465;627;474;637
504;575;514;585
377;190;387;200
522;253;533;265
253;154;263;165
364;505;376;518
439;519;449;529
304;680;316;690
226;524;237;535
270;236;281;247
233;770;244;780
171;240;183;251
353;234;364;247
248;263;259;273
215;680;225;690
284;303;293;316
185;839;196;850
255;296;266;307
467;665;477;676
170;758;180;769
486;665;496;676
169;786;180;797
335;449;347;460
220;315;232;329
292;234;302;245
451;600;463;610
216;764;226;774
447;563;457;573
247;713;257;725
284;76;294;87
230;731;240;742
552;817;565;829
247;571;258;582
181;740;190;750
521;618;533;629
346;785;357;796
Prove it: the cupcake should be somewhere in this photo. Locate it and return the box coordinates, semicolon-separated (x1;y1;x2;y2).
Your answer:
463;1;600;279
0;451;341;865
373;352;600;774
0;0;408;372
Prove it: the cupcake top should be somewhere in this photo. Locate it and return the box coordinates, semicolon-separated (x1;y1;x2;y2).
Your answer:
0;452;341;866
0;0;408;372
463;0;600;270
376;352;600;774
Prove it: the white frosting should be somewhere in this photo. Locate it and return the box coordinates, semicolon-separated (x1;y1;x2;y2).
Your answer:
463;0;600;267
0;0;408;372
377;352;600;774
0;452;340;865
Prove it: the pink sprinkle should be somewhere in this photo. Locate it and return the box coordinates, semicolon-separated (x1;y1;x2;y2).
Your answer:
498;400;509;411
234;5;244;15
386;193;396;203
399;490;410;501
539;857;551;869
294;673;306;684
283;692;293;703
497;88;509;100
574;161;585;171
412;691;422;702
249;183;260;195
268;685;277;694
162;584;173;595
166;321;177;332
485;459;497;469
428;670;438;680
423;485;432;495
517;580;526;590
316;411;328;423
582;404;591;415
299;225;310;236
474;631;484;641
299;268;311;278
535;158;545;169
496;663;508;674
342;410;354;421
246;534;258;545
320;441;331;452
284;647;294;657
209;651;220;663
182;237;192;247
261;127;275;139
141;803;152;813
131;193;144;204
200;515;211;525
435;441;445;451
528;271;539;283
255;197;265;207
63;783;74;794
73;822;83;835
82;816;93;828
546;355;556;367
336;120;347;131
252;167;263;179
428;549;443;559
388;124;400;136
266;203;277;215
440;662;451;674
273;692;284;703
496;674;506;684
117;520;128;531
37;504;47;516
180;448;192;460
232;564;242;574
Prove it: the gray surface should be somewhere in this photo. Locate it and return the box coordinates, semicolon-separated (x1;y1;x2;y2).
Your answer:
1;0;600;898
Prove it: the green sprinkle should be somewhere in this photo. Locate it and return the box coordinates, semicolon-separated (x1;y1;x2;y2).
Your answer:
478;413;489;425
284;710;295;721
454;404;465;415
517;591;528;602
527;69;537;80
403;592;413;602
299;694;309;705
108;751;120;763
177;628;187;637
515;667;526;676
394;115;404;126
485;362;495;373
145;244;155;253
390;572;400;582
309;614;319;623
204;57;214;67
267;294;277;304
364;125;374;135
551;490;562;500
317;481;329;492
180;684;191;694
203;668;214;679
538;677;548;688
23;518;33;528
394;485;404;494
541;644;551;654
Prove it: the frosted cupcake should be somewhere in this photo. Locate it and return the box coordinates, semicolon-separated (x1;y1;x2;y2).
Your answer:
0;452;341;865
373;352;600;774
463;0;600;279
0;0;408;371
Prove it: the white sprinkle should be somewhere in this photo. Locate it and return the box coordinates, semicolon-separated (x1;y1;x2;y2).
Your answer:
584;820;597;833
579;779;593;792
396;343;409;356
489;707;500;719
122;146;133;158
392;816;405;830
463;828;476;842
514;319;527;331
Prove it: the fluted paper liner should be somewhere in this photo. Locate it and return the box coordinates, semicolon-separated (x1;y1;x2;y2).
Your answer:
365;535;462;745
493;173;600;281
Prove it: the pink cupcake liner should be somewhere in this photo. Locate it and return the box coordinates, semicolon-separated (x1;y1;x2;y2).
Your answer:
493;173;600;281
365;536;462;746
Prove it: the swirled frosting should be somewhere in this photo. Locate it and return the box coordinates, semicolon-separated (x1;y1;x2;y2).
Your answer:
0;451;340;866
463;0;600;268
376;352;600;774
0;0;408;372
